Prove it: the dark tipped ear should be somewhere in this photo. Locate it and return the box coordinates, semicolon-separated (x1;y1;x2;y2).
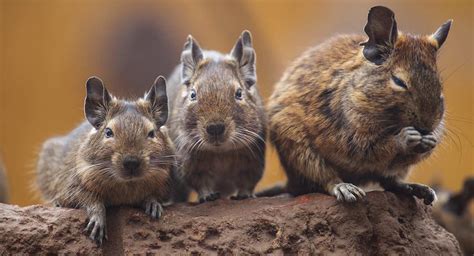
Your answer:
431;19;452;49
85;76;111;129
362;6;398;65
230;30;257;87
181;35;203;85
146;76;168;127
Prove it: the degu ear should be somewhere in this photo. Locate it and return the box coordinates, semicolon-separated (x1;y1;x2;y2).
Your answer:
181;35;203;85
362;6;398;65
145;76;168;127
84;76;111;129
230;30;257;87
430;19;452;49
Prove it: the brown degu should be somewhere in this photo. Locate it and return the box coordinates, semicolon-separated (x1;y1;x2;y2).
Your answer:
432;177;474;255
36;76;173;244
266;6;451;204
167;30;266;203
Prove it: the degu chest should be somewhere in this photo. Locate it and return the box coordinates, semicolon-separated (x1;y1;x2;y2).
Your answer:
185;150;249;175
102;180;156;206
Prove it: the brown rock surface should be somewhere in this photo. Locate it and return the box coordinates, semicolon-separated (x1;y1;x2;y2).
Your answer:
0;192;462;255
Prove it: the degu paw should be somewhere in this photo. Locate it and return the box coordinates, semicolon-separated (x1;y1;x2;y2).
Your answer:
398;127;437;153
199;192;221;203
414;133;437;153
398;127;422;149
332;183;366;203
84;214;107;245
143;198;163;219
231;193;255;200
408;183;438;205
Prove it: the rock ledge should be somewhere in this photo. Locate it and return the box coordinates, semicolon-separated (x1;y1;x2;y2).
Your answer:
0;192;461;255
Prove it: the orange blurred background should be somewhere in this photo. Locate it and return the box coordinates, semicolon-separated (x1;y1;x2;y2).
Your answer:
0;0;472;206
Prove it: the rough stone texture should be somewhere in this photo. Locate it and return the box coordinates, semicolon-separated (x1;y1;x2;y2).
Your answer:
0;192;462;255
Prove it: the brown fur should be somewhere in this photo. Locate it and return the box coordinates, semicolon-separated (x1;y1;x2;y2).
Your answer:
267;6;451;204
167;31;266;202
36;76;174;244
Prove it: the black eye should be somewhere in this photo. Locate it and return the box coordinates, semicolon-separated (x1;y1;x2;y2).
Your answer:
148;130;156;139
391;75;408;89
189;89;197;101
235;88;243;100
105;128;114;138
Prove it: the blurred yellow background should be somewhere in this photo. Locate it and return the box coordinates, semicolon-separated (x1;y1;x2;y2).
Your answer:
0;0;472;206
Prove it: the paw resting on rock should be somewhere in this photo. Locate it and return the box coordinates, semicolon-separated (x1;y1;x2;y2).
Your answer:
231;193;256;200
84;213;107;246
331;183;366;203
143;198;163;219
199;192;221;203
399;183;438;205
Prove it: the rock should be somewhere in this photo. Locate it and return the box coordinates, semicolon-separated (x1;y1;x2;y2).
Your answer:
0;192;462;255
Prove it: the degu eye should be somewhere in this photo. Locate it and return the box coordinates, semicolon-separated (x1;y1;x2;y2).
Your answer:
189;89;197;101
235;88;243;100
104;128;114;138
391;75;408;89
147;130;156;139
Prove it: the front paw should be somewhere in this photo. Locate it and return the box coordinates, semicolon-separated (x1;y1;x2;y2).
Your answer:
231;193;255;200
409;183;437;205
199;192;220;203
414;133;437;153
331;183;366;203
398;127;436;153
84;213;107;245
384;181;437;205
143;198;163;219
